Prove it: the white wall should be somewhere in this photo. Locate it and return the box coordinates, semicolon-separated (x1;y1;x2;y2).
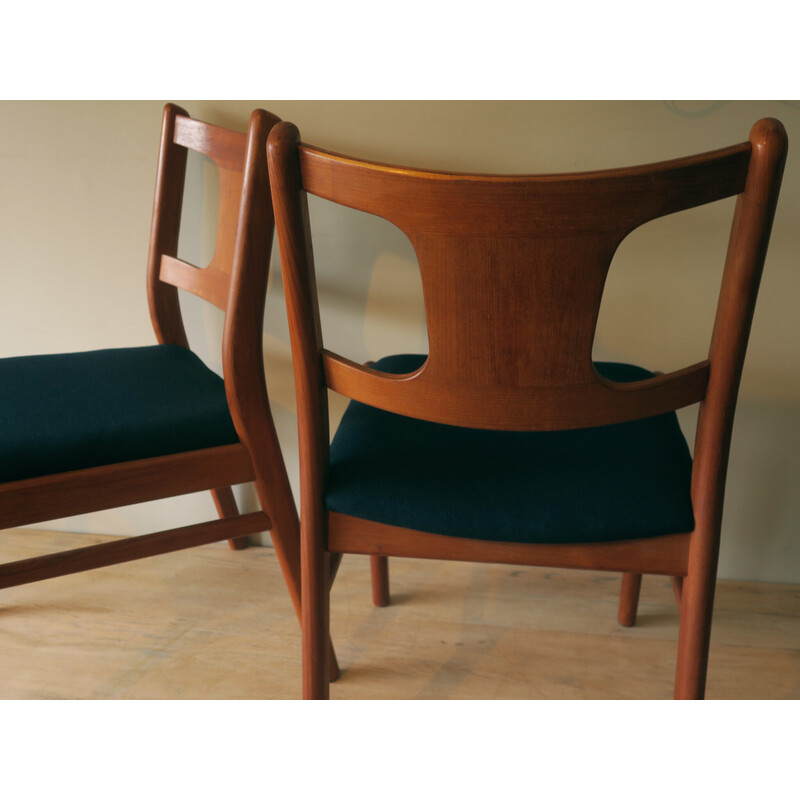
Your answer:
2;101;798;582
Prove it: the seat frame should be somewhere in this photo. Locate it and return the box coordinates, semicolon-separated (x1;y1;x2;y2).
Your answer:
0;104;343;680
268;117;787;699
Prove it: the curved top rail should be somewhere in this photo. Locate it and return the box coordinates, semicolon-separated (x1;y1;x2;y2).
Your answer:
298;140;751;237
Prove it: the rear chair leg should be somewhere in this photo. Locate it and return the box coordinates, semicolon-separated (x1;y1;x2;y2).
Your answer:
211;486;250;550
359;368;391;609
370;555;390;607
671;576;683;609
618;572;642;627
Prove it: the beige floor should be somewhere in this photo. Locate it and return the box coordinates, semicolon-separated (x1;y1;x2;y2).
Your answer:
1;529;798;700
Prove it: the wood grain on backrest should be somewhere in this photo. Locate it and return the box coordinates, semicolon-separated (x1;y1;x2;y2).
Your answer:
157;115;249;311
270;120;786;433
147;104;280;354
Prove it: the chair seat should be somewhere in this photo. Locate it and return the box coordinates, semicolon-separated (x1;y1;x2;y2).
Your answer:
326;354;695;544
0;345;239;483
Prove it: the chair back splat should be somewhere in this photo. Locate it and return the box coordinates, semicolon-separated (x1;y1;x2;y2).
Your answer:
269;117;787;699
289;136;764;432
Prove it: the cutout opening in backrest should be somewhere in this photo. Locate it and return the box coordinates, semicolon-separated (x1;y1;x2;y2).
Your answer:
594;196;737;377
305;194;428;367
177;148;219;270
176;148;225;373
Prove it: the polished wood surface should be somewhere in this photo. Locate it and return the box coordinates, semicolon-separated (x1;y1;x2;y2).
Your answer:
2;530;797;700
155;116;251;311
0;444;254;530
269;118;788;699
297;140;752;431
211;485;249;551
370;555;390;607
328;513;691;577
268;125;332;697
0;515;269;590
676;118;789;698
618;573;643;627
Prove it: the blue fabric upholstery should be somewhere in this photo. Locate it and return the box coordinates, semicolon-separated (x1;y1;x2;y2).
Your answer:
326;354;695;544
0;345;239;483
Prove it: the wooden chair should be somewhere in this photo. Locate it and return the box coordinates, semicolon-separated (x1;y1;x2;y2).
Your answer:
0;103;337;682
267;117;788;699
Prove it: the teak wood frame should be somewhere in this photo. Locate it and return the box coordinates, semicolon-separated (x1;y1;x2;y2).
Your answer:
268;117;788;700
0;104;338;677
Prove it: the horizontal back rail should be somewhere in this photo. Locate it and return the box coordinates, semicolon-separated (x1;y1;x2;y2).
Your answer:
159;254;230;309
173;116;248;171
323;352;711;429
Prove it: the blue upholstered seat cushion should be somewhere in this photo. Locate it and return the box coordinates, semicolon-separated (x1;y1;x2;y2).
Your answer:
326;354;695;544
0;345;239;483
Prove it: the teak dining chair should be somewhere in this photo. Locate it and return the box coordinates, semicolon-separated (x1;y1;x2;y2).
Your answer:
268;118;788;699
0;104;330;681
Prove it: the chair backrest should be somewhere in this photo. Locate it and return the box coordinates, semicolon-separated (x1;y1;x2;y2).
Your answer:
147;104;282;451
148;103;279;339
268;118;787;433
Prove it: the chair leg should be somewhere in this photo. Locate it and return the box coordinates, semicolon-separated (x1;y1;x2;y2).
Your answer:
327;553;343;683
327;640;340;683
671;575;683;608
247;466;340;687
211;486;250;550
673;569;715;700
370;555;390;607
618;572;642;627
303;543;331;700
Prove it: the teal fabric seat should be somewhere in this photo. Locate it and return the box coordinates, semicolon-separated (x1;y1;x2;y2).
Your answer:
326;354;695;544
0;344;239;483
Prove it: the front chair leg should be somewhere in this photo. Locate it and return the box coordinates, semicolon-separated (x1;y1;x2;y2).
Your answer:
250;471;340;688
303;546;332;699
673;569;715;700
618;572;642;627
370;555;390;607
211;486;250;550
